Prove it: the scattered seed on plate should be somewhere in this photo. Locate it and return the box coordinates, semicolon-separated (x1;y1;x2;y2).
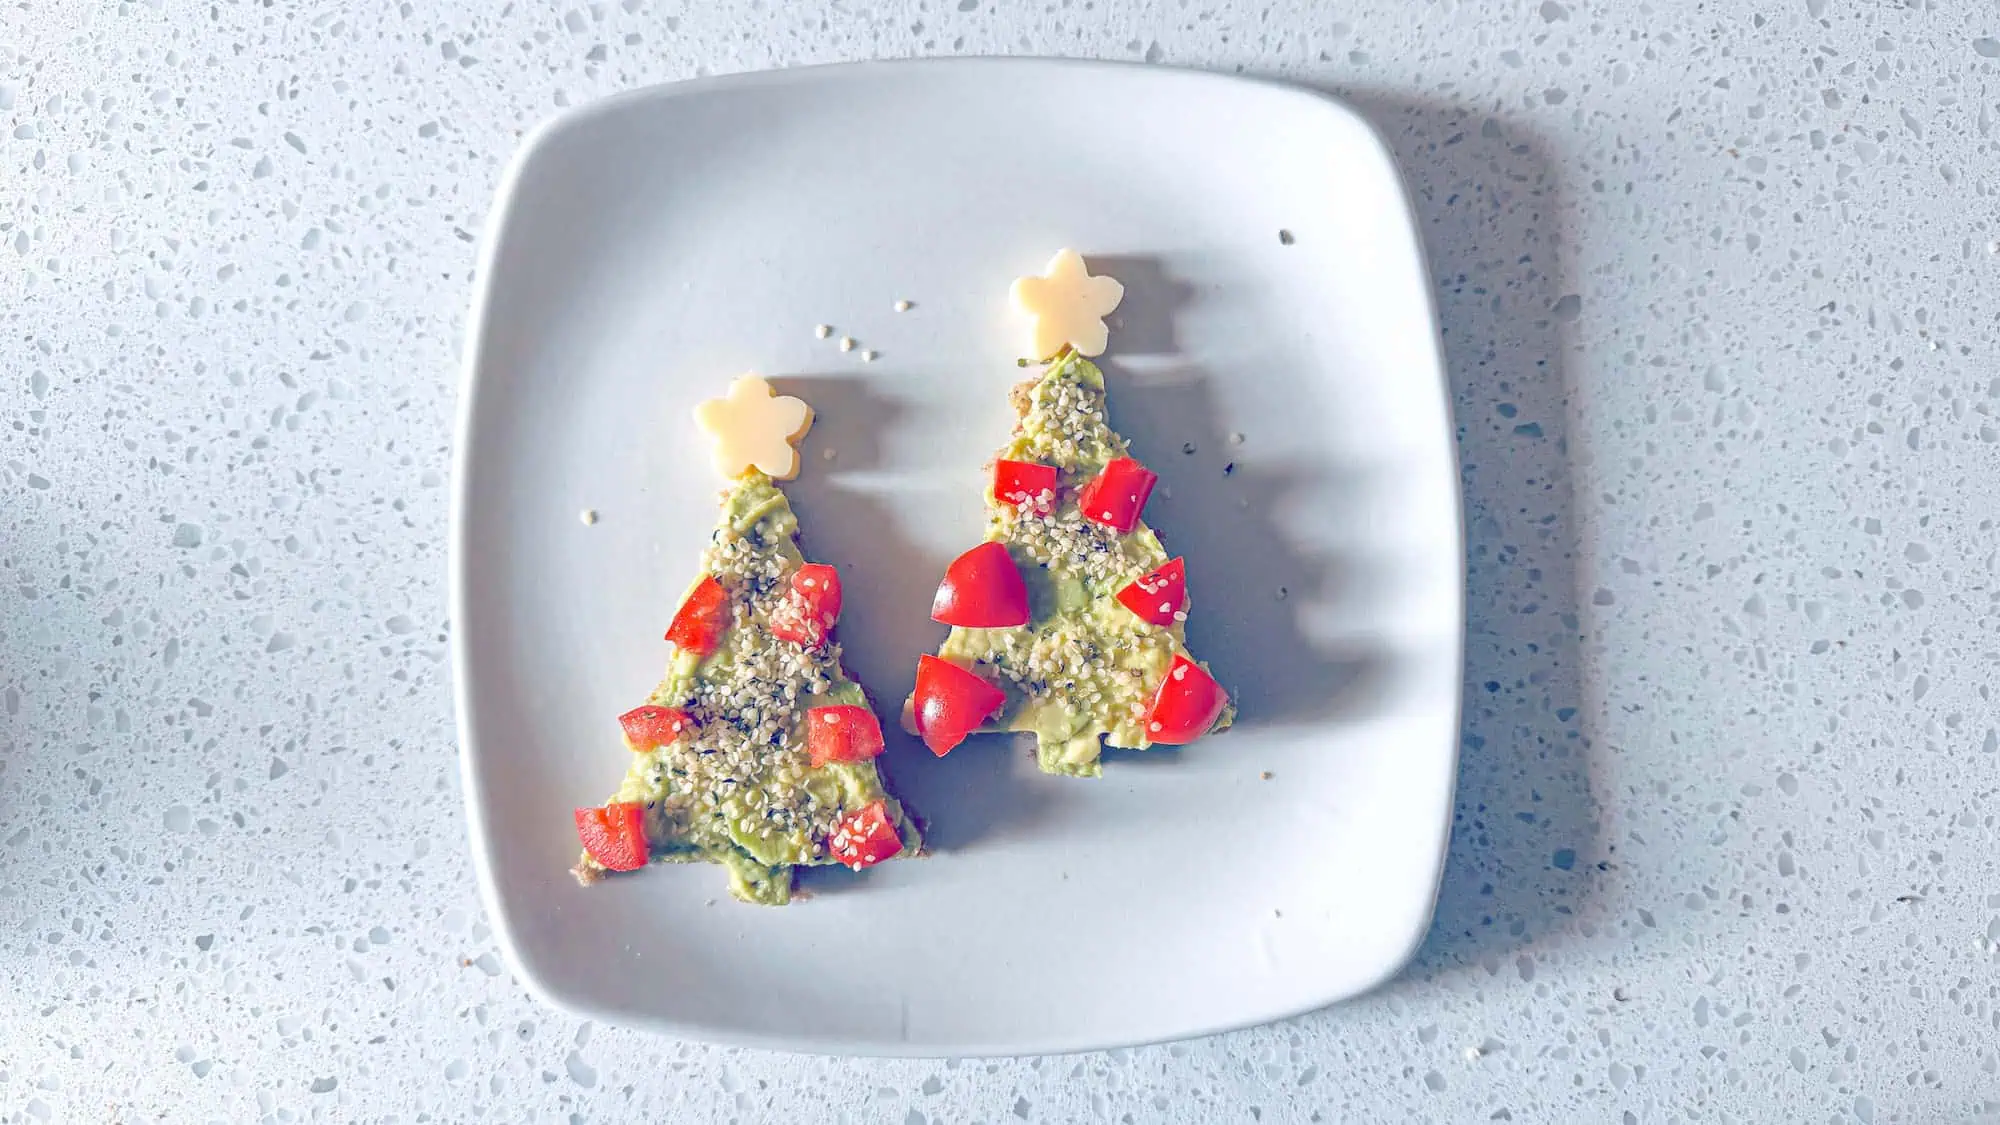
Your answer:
580;508;598;525
821;448;837;461
838;336;855;352
1229;431;1245;445
894;299;913;312
861;349;878;362
1278;229;1295;245
1260;770;1274;780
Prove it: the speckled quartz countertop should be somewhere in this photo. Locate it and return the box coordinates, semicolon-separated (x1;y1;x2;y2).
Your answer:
4;2;1999;1122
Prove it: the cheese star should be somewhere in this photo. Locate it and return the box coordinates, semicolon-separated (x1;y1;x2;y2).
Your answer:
1010;248;1126;360
693;375;814;481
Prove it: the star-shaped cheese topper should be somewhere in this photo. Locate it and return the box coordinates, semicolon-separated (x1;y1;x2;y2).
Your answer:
1010;248;1126;360
692;375;814;481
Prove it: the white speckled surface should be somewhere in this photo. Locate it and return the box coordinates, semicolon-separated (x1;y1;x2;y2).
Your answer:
3;2;1999;1122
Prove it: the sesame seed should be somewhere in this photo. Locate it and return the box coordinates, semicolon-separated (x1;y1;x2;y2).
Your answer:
894;299;913;312
838;337;855;352
579;508;598;525
862;349;878;362
814;324;832;338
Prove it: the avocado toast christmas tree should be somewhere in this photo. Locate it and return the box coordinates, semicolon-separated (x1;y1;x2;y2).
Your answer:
572;375;918;904
905;250;1233;777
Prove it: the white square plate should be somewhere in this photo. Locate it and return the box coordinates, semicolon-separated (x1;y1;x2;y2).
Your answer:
453;58;1461;1056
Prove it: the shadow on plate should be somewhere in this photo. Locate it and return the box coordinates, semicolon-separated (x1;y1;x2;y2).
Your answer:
1095;251;1395;742
1098;353;1394;741
1092;254;1192;356
1306;84;1603;979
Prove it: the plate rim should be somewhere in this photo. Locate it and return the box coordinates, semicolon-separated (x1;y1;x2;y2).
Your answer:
450;55;1464;1057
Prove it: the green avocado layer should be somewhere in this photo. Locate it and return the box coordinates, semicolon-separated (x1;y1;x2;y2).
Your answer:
930;354;1233;777
579;474;918;904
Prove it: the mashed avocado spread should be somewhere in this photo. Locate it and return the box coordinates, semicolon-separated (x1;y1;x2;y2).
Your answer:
931;353;1234;777
576;474;918;904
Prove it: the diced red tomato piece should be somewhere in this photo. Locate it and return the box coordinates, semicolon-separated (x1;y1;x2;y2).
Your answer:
1145;654;1229;745
827;800;904;870
1078;457;1158;534
806;705;886;768
911;655;1007;756
574;802;649;871
769;563;843;648
993;459;1059;516
931;541;1031;628
618;705;696;750
1114;557;1188;627
664;575;731;656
